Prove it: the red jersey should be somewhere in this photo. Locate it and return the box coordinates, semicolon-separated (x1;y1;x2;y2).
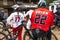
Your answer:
30;7;54;32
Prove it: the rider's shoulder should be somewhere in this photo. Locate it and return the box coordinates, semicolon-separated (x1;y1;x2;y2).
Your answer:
27;10;34;13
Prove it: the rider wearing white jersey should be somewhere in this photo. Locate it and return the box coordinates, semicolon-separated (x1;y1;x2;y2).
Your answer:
7;7;24;40
7;12;24;28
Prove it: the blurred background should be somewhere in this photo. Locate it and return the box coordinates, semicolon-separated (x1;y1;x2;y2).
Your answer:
0;0;60;18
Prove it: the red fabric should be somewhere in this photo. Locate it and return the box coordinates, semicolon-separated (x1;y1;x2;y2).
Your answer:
30;8;54;32
18;27;22;40
10;26;23;40
15;16;20;22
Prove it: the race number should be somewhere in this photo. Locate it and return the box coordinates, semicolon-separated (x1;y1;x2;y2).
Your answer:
34;14;47;24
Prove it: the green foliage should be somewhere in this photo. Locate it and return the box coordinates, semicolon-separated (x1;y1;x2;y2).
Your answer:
46;0;54;5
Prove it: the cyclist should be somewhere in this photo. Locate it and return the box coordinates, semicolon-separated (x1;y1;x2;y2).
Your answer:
6;7;24;40
55;7;60;27
25;1;54;40
0;10;6;26
0;10;5;21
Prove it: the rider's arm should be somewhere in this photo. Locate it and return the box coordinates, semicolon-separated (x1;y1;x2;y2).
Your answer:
23;10;33;27
6;13;14;25
26;10;33;29
50;12;54;26
26;19;31;29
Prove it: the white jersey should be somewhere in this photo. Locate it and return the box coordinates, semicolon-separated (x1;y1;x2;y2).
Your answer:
7;12;24;28
24;10;33;29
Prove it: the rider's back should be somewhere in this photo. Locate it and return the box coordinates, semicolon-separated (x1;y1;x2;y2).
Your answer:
30;7;54;32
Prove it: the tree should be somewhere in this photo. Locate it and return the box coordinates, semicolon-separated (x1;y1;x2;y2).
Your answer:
46;0;55;5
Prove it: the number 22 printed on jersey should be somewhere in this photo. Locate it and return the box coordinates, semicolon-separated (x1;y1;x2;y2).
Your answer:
34;11;47;24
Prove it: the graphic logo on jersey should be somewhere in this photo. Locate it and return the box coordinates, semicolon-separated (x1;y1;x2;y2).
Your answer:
15;15;20;22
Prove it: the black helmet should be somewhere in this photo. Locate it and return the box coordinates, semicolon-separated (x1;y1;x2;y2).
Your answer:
38;1;47;7
15;7;21;11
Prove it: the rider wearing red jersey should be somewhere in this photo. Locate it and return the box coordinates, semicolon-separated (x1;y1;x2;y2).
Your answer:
31;6;54;32
30;1;54;40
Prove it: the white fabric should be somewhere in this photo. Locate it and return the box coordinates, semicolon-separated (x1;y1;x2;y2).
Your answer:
24;10;33;29
49;6;52;11
53;5;57;13
11;4;20;10
26;19;31;29
7;12;24;28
